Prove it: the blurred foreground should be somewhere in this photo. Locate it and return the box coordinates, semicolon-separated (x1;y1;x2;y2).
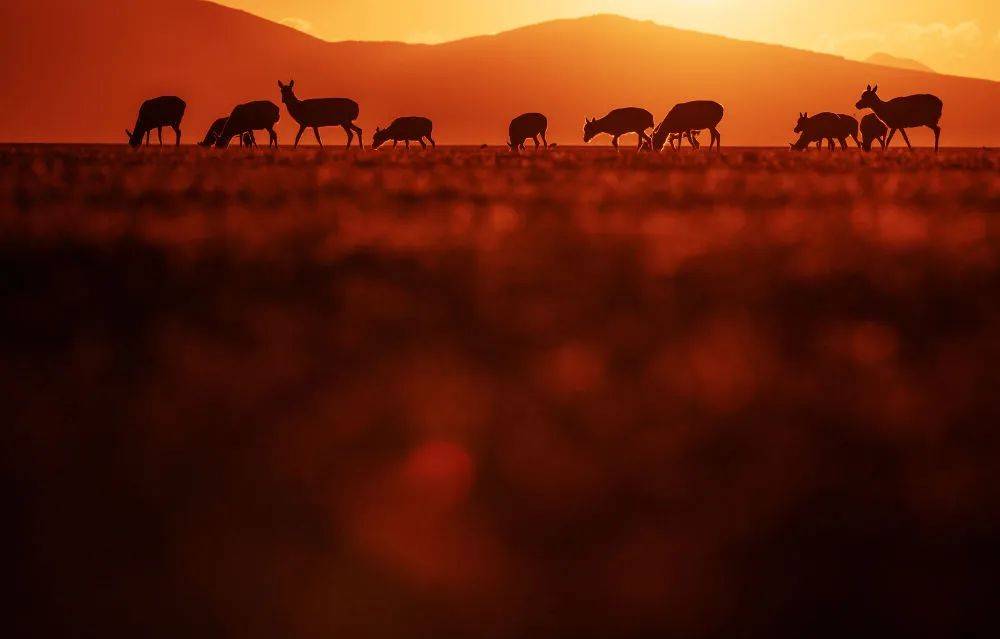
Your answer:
4;145;999;638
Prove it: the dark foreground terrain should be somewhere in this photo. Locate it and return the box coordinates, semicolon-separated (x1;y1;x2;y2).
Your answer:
5;145;999;638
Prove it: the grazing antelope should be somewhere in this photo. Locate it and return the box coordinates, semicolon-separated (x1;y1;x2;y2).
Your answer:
790;112;860;151
214;101;279;148
278;80;363;149
860;114;888;152
650;101;724;151
584;108;654;150
199;117;256;147
508;113;548;153
855;84;943;152
372;117;436;150
125;96;185;148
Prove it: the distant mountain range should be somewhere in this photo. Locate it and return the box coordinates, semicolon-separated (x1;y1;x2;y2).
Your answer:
865;53;935;74
1;0;997;146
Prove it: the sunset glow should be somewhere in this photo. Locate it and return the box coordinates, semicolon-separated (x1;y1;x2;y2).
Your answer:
217;0;1000;80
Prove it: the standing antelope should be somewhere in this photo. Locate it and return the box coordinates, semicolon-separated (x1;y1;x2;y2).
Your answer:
508;113;548;153
860;114;888;152
125;96;185;148
584;108;654;150
855;84;943;152
650;101;724;151
278;80;363;149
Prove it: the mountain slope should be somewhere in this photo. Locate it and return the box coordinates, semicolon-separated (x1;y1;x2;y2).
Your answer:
1;2;997;146
865;53;935;74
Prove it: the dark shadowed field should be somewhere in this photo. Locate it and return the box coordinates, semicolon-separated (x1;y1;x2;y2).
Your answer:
5;145;999;638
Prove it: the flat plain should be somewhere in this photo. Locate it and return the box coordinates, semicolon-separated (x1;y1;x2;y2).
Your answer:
5;145;999;638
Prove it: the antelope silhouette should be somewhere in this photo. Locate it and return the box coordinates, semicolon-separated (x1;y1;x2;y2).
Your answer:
278;80;363;149
650;101;724;151
584;108;654;150
508;113;548;153
214;101;279;148
199;117;256;147
855;84;943;152
125;96;185;148
372;117;436;149
860;114;888;152
837;114;862;148
790;112;860;151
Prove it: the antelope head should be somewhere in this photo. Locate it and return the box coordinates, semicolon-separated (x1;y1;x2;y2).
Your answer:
856;84;879;110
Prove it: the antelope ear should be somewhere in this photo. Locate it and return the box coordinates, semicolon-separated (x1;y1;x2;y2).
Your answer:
872;84;877;93
289;80;294;88
277;81;284;89
804;112;808;118
125;129;131;137
866;84;871;92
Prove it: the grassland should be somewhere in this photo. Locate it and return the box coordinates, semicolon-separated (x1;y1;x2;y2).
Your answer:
5;145;999;638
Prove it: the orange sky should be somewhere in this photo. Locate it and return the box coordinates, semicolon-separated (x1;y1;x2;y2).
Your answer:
216;0;1000;80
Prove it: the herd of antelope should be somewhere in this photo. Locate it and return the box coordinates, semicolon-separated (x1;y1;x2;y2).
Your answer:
125;82;944;153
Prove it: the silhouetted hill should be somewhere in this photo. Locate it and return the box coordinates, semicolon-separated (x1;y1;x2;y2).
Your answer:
865;53;935;74
1;3;998;145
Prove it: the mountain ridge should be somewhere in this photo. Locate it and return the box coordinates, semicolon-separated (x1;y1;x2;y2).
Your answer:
865;52;936;74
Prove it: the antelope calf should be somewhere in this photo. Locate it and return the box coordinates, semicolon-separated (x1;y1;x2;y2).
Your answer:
667;130;700;150
860;114;888;152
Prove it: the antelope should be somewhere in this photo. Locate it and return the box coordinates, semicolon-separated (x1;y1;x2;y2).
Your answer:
125;96;185;148
584;108;654;150
214;101;279;148
199;117;256;147
372;117;436;150
650;101;724;151
855;84;943;152
860;114;888;152
789;112;860;151
837;114;862;148
508;113;548;153
278;80;363;149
